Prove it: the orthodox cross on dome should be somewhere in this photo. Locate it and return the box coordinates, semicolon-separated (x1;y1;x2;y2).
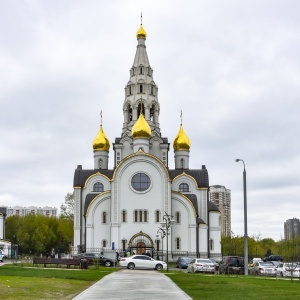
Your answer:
141;12;143;25
180;110;183;126
100;110;103;126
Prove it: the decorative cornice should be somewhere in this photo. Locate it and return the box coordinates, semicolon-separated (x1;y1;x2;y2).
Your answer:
85;190;111;216
83;173;111;189
172;172;208;190
172;191;197;217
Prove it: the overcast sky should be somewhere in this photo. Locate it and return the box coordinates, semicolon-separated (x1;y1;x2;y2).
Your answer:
1;0;299;241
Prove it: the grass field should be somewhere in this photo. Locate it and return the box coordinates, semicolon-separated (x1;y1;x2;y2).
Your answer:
166;272;300;300
1;264;300;299
0;264;116;299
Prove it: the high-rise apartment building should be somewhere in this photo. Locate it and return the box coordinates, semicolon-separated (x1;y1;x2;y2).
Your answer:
209;185;231;237
5;206;57;218
284;218;300;240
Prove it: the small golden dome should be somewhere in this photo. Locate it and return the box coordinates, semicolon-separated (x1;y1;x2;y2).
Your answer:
132;113;151;139
136;24;147;39
173;125;190;151
93;125;110;151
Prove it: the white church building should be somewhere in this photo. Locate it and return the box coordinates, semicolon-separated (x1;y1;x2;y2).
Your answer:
73;23;221;259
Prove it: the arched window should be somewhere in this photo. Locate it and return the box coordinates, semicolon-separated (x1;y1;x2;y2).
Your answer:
102;211;107;224
133;210;148;223
150;104;155;121
156;239;160;251
179;183;189;192
134;210;138;222
121;210;127;223
155;210;160;223
122;239;127;251
176;212;181;224
127;105;132;122
137;102;145;117
93;182;104;192
102;240;107;248
139;66;143;74
98;158;103;169
176;237;181;250
139;84;143;93
180;158;185;169
210;239;214;251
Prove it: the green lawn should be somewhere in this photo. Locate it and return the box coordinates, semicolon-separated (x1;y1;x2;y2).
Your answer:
1;265;300;299
0;264;116;299
166;272;300;300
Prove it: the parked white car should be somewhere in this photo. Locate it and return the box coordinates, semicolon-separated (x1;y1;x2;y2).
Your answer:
187;258;216;273
119;255;167;270
275;263;300;278
249;261;277;276
0;252;4;262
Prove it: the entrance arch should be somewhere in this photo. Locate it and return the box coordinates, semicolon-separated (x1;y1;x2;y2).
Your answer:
128;231;154;256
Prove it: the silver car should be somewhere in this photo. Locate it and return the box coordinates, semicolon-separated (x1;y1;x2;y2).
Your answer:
119;255;167;270
249;261;277;276
275;263;300;278
187;258;215;273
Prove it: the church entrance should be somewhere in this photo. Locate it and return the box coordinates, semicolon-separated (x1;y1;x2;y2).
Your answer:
136;242;146;254
128;231;154;256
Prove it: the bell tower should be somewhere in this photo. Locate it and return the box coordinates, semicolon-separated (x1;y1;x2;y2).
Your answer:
113;21;169;167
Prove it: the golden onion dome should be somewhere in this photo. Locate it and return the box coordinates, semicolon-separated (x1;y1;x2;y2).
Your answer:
136;24;147;39
132;113;151;139
93;125;110;151
173;125;190;151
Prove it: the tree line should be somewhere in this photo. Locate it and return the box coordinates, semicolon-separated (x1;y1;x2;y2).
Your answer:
5;192;74;256
222;234;300;261
5;214;73;256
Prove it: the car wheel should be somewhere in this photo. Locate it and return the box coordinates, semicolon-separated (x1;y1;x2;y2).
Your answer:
128;262;135;270
155;264;163;270
105;261;112;267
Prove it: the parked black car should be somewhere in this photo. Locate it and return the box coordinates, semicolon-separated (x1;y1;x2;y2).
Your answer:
219;256;244;274
263;255;283;262
175;257;193;269
73;253;115;267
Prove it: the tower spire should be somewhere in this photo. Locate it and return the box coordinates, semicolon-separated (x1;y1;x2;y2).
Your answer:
180;110;182;126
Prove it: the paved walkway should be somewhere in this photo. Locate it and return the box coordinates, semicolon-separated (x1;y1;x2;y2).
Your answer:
73;269;192;300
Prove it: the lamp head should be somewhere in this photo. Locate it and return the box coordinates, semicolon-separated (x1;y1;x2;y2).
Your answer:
235;159;240;162
160;221;167;227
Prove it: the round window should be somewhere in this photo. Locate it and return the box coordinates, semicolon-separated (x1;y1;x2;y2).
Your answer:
131;173;151;192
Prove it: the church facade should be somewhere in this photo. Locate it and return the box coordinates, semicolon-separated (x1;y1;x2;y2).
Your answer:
73;24;221;259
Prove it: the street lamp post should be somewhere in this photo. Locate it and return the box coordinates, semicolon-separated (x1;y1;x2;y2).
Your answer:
160;212;175;272
235;158;248;275
157;228;165;261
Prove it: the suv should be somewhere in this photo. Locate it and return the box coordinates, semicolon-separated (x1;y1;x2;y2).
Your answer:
73;253;115;267
219;256;244;274
263;255;283;262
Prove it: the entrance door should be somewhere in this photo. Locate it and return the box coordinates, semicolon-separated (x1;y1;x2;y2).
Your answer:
137;242;146;255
